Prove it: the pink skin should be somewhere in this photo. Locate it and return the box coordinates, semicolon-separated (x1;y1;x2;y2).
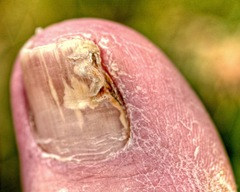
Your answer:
11;19;236;191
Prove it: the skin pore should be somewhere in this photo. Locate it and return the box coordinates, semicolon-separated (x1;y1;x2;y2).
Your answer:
11;19;236;192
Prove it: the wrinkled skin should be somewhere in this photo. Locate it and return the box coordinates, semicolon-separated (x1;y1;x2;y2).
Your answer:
11;19;236;192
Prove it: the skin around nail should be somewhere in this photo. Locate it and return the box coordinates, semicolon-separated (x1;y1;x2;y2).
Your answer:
11;19;237;192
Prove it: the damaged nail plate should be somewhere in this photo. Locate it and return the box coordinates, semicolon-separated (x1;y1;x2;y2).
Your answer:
20;36;130;162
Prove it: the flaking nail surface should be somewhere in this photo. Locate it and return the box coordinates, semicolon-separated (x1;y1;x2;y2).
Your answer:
20;36;130;161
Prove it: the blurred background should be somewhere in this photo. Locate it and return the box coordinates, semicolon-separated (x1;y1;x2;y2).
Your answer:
0;0;240;191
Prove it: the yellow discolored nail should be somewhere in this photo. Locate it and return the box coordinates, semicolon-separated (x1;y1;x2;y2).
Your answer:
20;36;130;162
